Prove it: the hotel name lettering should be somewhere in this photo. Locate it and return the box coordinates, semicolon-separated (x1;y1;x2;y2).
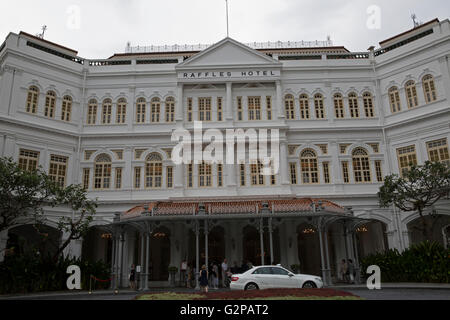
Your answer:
180;70;280;79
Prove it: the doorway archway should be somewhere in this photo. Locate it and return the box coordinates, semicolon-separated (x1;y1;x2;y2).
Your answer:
149;226;171;281
297;223;321;276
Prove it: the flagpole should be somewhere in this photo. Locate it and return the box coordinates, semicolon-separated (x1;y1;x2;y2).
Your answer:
226;0;229;37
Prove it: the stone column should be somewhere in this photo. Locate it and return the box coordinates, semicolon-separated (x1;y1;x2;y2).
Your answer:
268;218;274;265
139;233;145;290
195;222;200;290
352;232;361;284
323;228;332;286
318;228;327;284
117;233;124;288
259;219;265;266
276;80;284;119
226;82;233;120
0;230;8;263
280;142;290;185
176;84;184;123
144;232;150;291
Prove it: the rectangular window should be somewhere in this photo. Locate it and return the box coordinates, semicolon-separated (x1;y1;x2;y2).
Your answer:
217;164;223;187
167;166;173;188
199;97;212;121
187;98;193;122
18;149;39;171
217;98;223;121
237;97;243;121
290;163;297;185
136;100;146;124
334;96;345;119
250;161;265;186
83;168;90;190
165;99;175;123
187;164;193;188
87;104;97;125
397;145;417;177
115;168;122;189
323;162;330;184
342;162;349;183
427;138;450;165
248;96;261;121
375;161;383;182
266;96;272;120
363;94;375;118
134;167;141;189
240;164;246;186
116;104;126;124
199;162;212;187
49;155;68;188
102;103;112;124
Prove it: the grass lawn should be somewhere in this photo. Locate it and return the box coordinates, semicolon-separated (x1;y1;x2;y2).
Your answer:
136;288;363;300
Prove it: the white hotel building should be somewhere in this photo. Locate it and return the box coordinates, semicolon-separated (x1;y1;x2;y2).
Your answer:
0;19;449;287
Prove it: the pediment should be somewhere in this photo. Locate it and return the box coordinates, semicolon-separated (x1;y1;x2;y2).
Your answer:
177;38;281;69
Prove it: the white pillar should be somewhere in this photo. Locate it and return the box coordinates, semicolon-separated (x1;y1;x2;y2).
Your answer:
139;233;145;290
268;219;274;265
226;82;233;120
276;80;284;119
280;142;290;185
176;84;184;122
259;219;265;266
144;232;150;291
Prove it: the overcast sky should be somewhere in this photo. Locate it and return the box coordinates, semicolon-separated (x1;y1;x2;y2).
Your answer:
1;0;449;58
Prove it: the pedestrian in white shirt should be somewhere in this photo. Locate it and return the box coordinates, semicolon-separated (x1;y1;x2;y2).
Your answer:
221;258;228;288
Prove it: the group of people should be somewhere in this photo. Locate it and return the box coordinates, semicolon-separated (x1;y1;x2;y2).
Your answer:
339;259;356;284
185;259;255;292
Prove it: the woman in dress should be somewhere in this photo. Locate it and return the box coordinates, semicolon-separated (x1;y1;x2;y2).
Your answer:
199;265;209;293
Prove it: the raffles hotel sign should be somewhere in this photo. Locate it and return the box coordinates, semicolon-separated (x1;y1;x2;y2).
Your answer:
178;70;281;81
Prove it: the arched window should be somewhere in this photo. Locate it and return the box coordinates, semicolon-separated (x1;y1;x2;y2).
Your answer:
314;94;325;119
87;99;98;125
405;80;418;109
102;99;112;124
94;154;112;190
61;95;72;122
151;98;161;123
348;92;359;118
116;98;127;124
165;97;175;123
422;75;437;103
334;93;344;118
145;153;163;188
44;91;56;118
363;92;375;118
352;147;371;183
136;98;146;123
300;149;319;184
388;87;401;113
284;94;295;120
299;94;310;119
26;86;39;114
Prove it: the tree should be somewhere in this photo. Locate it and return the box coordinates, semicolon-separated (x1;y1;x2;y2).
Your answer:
51;184;97;261
0;157;58;233
378;161;450;240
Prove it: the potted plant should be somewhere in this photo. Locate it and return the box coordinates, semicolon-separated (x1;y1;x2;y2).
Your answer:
168;266;178;287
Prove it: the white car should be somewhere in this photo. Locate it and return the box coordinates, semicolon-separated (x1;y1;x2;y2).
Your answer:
229;265;323;290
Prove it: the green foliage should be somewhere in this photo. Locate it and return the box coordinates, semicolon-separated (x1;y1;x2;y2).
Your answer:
360;241;450;283
0;157;59;232
0;254;111;294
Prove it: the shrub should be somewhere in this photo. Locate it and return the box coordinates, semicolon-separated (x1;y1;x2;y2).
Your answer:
360;241;450;283
0;254;111;294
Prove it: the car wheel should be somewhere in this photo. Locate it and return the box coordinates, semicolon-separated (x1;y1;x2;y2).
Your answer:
302;281;317;289
245;283;259;290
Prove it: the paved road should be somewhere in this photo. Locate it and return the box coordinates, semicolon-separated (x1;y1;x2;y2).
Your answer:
2;288;450;300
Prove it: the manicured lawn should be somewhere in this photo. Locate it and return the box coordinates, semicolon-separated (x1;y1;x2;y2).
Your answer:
137;288;362;300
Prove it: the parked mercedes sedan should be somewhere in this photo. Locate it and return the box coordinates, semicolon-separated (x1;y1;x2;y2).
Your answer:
230;265;323;290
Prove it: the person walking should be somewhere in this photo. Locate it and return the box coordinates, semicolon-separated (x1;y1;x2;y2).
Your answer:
347;259;355;284
339;259;348;282
212;262;219;289
221;258;228;288
199;265;209;293
129;264;136;290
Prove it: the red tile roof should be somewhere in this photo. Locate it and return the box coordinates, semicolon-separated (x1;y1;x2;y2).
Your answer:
121;198;346;220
